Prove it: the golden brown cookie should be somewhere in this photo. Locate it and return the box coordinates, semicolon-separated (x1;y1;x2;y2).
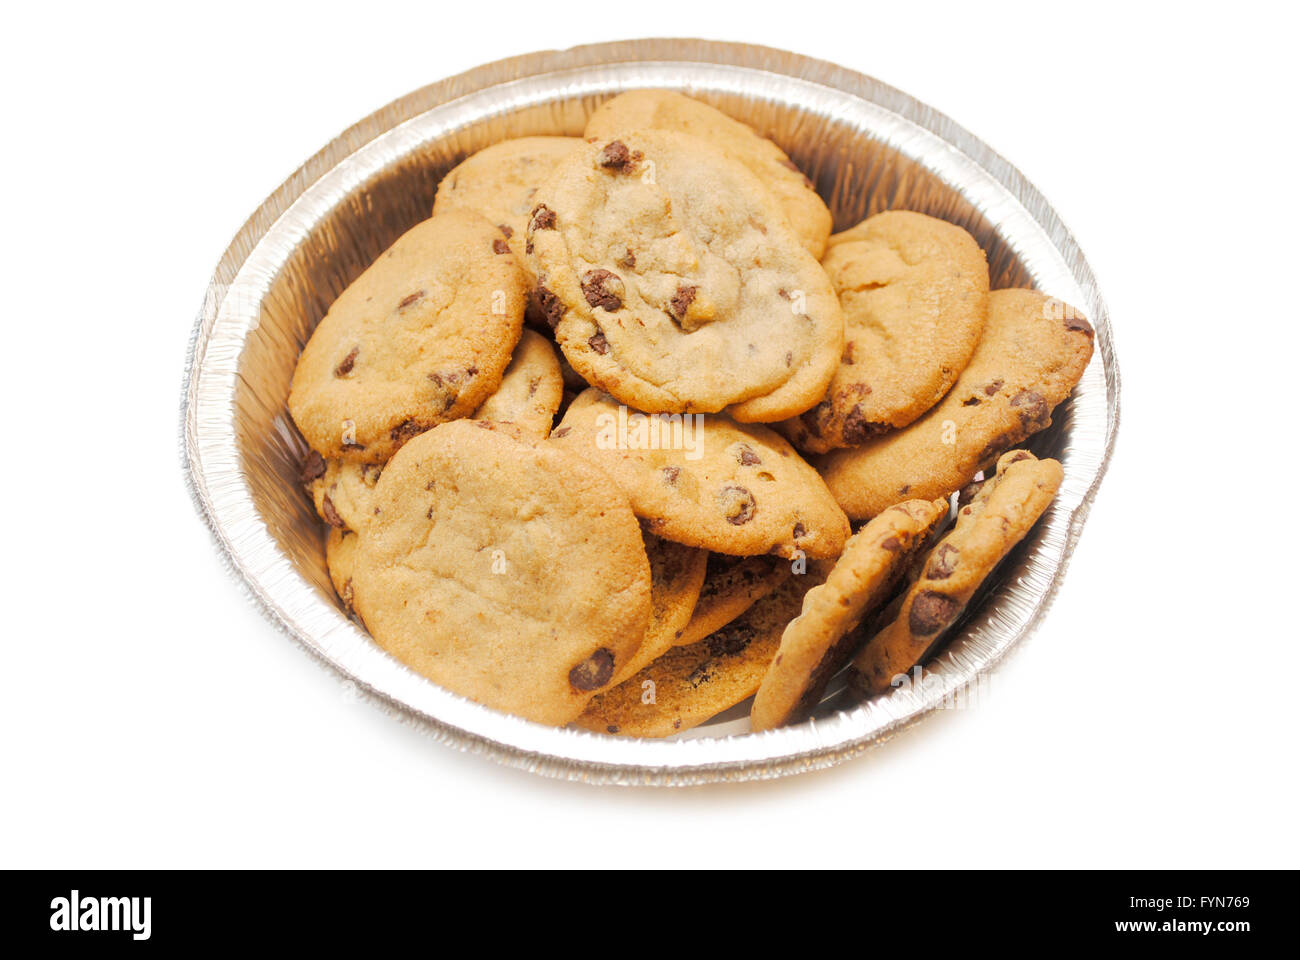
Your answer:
849;451;1063;697
779;211;989;453
525;130;843;421
750;498;948;731
550;389;850;559
301;453;383;533
611;534;709;685
288;210;527;463
818;288;1093;520
583;90;832;257
673;554;790;648
471;329;563;438
351;420;652;726
576;570;824;738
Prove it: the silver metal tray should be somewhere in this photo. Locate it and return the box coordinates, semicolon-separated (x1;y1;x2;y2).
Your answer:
181;39;1120;785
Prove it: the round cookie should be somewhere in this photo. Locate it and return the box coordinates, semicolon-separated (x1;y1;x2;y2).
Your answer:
550;389;850;559
584;90;832;258
818;288;1094;520
433;136;584;278
750;498;948;732
610;534;709;686
288;209;527;463
471;329;564;438
525;130;843;421
576;569;825;738
673;554;790;648
849;451;1063;697
351;420;652;726
779;211;990;453
301;452;383;532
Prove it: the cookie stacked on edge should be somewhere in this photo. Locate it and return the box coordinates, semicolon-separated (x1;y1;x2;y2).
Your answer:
286;90;1094;735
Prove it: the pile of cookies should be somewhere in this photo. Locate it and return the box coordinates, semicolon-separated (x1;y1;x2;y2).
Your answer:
288;90;1094;735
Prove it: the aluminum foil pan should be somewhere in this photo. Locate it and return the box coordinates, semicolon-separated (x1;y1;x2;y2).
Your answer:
181;39;1120;785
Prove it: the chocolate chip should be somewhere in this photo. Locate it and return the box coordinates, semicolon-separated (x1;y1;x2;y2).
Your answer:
669;284;697;320
718;485;755;525
536;283;565;329
606;725;619;734
661;465;681;485
398;291;424;309
525;239;533;255
800;399;832;434
983;380;1004;396
617;248;636;269
497;223;514;238
705;623;753;659
492;238;509;255
735;444;761;466
300;450;327;485
1010;389;1050;428
926;543;959;579
842;406;889;445
1064;314;1094;337
321;493;345;529
529;204;556;231
341;440;366;452
785;351;793;367
881;536;902;552
581;269;624;311
909;591;960;635
792;522;806;540
598;140;641;172
962;396;981;406
389;419;425;444
334;346;359;377
588;332;609;355
569;648;615;691
1005;450;1033;465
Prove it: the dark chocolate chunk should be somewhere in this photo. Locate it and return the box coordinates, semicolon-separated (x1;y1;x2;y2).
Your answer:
909;591;960;634
569;648;615;691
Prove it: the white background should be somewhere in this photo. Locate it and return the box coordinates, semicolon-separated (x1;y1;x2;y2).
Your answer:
2;1;1297;869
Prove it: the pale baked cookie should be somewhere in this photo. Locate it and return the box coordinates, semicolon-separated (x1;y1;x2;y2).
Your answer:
584;90;832;257
550;389;850;559
750;498;948;731
610;534;709;685
525;130;843;421
301;451;383;532
288;210;527;462
576;569;824;738
818;288;1093;520
471;329;563;438
325;527;360;616
433;136;584;277
673;554;790;648
849;451;1063;697
351;420;653;726
779;212;990;453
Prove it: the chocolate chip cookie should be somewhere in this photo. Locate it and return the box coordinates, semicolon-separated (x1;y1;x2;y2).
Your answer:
550;389;850;559
818;288;1093;519
471;329;563;438
576;569;825;738
350;420;653;725
288;210;527;462
611;534;709;685
673;554;790;648
849;451;1063;697
584;90;832;257
526;130;843;421
779;211;989;453
750;498;948;731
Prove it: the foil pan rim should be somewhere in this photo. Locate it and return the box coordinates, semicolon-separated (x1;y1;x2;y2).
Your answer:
180;39;1120;786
